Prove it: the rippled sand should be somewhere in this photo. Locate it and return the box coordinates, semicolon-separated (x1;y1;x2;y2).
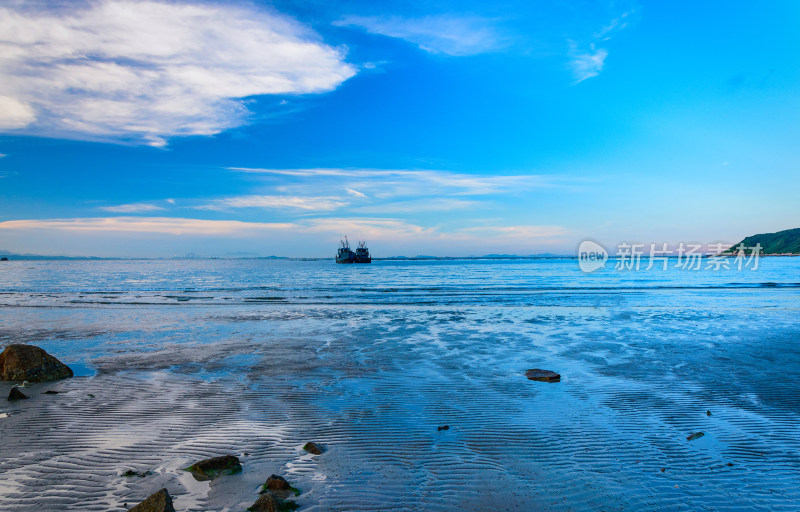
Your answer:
2;261;800;511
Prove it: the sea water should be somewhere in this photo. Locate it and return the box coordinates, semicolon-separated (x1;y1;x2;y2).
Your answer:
0;258;799;511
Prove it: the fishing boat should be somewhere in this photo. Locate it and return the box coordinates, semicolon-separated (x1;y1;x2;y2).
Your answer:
354;240;372;263
336;237;371;263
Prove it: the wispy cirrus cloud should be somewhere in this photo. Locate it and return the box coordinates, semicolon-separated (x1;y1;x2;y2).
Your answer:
0;217;295;236
196;195;348;212
352;198;481;214
230;167;558;197
569;43;608;83
345;188;368;199
568;10;634;84
98;202;165;213
334;14;506;56
460;225;568;239
0;1;355;145
304;217;433;238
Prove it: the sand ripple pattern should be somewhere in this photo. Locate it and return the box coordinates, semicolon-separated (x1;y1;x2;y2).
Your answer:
1;259;800;511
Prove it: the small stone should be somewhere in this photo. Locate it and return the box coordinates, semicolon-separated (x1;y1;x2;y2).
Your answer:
128;488;175;512
8;387;28;401
660;468;666;472
303;442;324;455
248;492;298;512
185;455;242;481
263;474;290;491
437;425;449;431
122;470;153;478
706;410;712;416
525;369;561;382
687;432;705;441
43;390;62;394
0;345;73;382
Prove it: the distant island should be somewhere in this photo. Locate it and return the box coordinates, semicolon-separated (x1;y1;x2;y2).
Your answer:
729;227;800;255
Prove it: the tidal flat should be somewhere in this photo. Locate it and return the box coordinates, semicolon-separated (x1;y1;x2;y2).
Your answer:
1;258;799;511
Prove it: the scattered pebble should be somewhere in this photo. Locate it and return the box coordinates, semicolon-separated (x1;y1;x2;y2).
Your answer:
248;491;298;512
303;442;324;455
121;469;153;478
437;425;449;431
687;432;705;441
185;455;242;481
263;474;290;491
8;387;28;401
127;487;175;512
706;410;712;416
525;369;561;382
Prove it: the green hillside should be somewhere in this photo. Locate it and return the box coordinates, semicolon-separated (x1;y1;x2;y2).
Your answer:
730;228;800;254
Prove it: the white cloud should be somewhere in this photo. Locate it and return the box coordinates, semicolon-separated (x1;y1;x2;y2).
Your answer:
98;202;165;213
0;217;296;236
345;188;368;199
0;1;355;145
353;198;481;214
334;15;505;56
0;96;35;129
460;225;567;239
304;217;433;238
230;167;557;196
197;195;348;212
569;42;608;83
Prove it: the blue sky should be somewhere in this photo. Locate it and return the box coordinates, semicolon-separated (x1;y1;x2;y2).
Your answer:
0;0;798;257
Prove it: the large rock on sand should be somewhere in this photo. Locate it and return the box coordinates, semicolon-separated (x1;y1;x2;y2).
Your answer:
0;345;73;382
185;454;242;481
128;488;175;512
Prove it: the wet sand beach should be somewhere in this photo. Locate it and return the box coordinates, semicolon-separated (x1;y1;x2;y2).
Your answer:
1;259;800;511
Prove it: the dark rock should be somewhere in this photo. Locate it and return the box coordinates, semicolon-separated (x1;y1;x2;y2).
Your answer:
185;454;241;481
263;474;291;491
437;425;449;431
302;442;324;455
687;432;705;441
43;390;62;394
706;410;712;416
248;492;298;512
128;488;175;512
525;369;561;382
8;387;28;401
0;257;7;261
0;344;73;382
